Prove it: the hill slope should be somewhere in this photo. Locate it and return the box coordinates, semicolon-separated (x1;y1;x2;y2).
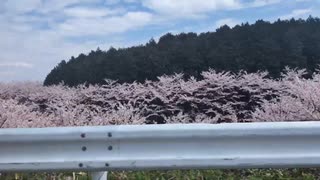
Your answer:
44;17;320;86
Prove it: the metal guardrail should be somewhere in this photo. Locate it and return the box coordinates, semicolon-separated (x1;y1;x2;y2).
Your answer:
1;121;320;179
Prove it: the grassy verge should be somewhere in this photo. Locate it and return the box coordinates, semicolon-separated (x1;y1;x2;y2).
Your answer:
1;169;320;180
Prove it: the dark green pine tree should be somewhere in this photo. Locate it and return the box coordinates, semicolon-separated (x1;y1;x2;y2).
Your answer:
44;17;320;86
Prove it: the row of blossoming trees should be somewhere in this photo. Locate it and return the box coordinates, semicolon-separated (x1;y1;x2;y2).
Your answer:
1;68;320;128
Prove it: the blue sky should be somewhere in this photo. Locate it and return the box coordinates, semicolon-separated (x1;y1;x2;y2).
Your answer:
0;0;319;82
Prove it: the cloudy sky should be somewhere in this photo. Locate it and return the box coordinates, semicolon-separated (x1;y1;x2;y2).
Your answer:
0;0;319;82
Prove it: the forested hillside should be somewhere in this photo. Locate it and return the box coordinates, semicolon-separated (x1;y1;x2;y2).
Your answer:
44;17;320;86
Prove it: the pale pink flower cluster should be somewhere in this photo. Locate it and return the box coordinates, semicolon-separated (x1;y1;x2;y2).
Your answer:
0;68;319;128
252;68;320;122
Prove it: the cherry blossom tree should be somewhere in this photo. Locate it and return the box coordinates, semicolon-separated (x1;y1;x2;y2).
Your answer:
1;68;319;128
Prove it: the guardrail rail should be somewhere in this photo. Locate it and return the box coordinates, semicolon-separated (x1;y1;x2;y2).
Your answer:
1;121;320;179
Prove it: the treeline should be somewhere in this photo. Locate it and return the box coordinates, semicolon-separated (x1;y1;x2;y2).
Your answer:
44;17;320;86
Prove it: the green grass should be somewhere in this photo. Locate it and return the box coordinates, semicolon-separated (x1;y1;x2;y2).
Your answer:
1;169;320;180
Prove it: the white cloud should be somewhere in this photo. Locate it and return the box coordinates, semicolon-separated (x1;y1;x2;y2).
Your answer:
215;18;240;28
58;11;153;36
105;0;121;5
0;71;16;77
280;8;313;19
141;0;282;19
0;26;118;81
0;62;34;68
142;0;241;17
3;0;42;14
0;0;156;81
104;0;138;5
249;0;282;8
64;7;123;18
124;0;138;3
39;0;101;13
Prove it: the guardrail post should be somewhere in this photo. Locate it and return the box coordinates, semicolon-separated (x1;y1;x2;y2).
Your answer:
91;171;108;180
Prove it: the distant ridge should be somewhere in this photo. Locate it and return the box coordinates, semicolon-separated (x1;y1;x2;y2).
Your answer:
44;16;320;86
